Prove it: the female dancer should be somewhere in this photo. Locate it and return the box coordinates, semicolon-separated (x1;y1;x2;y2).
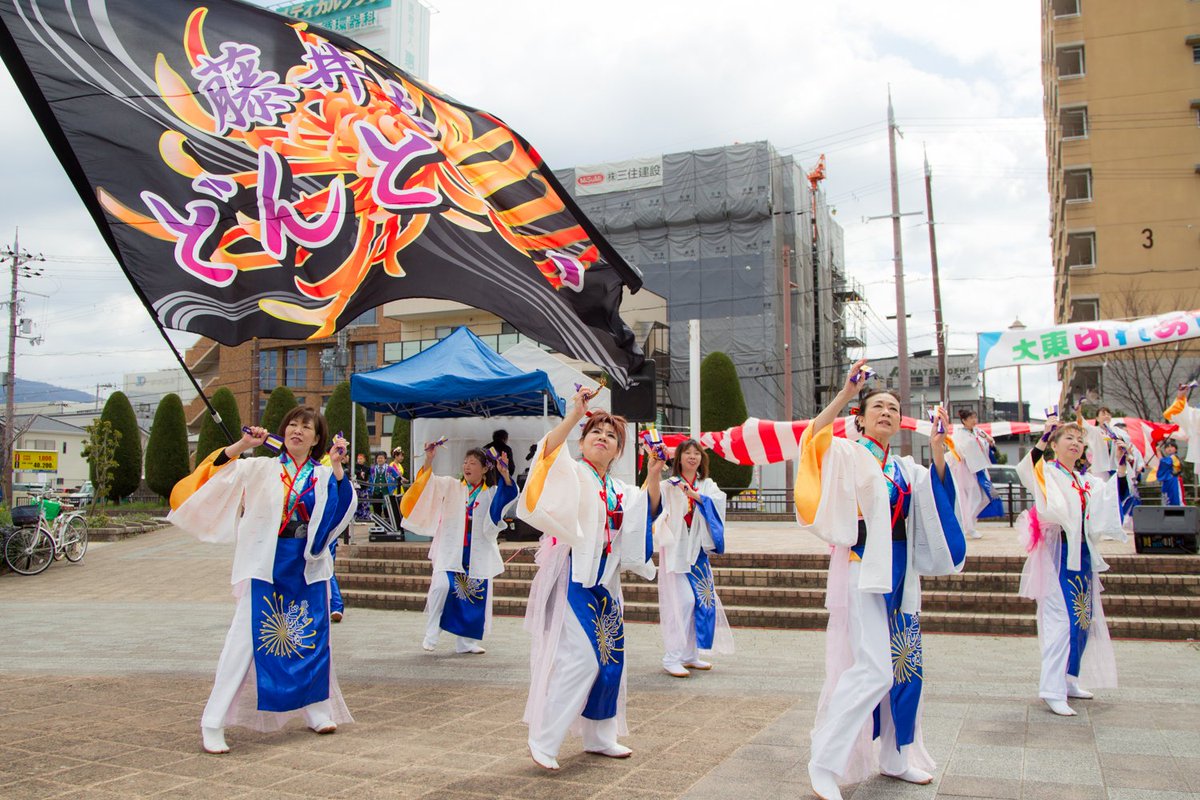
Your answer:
401;444;516;654
796;360;966;800
518;389;662;771
169;407;356;754
1017;414;1121;716
950;409;995;538
656;439;733;678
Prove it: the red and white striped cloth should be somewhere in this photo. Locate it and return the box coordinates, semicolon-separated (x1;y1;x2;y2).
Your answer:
1114;417;1178;461
663;417;1044;466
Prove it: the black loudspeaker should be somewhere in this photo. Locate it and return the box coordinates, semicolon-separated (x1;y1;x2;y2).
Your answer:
1132;505;1199;554
610;360;657;422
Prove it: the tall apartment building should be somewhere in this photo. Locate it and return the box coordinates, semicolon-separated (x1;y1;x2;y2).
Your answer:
1042;0;1200;417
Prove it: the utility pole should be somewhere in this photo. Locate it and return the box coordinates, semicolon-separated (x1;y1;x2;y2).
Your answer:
2;230;46;504
924;148;947;409
781;246;795;487
887;90;912;455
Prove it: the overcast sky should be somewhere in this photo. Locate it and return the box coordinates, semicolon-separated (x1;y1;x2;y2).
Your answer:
0;0;1062;414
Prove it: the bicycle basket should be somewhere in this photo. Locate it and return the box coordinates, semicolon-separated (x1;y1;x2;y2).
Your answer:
36;498;62;522
11;505;41;526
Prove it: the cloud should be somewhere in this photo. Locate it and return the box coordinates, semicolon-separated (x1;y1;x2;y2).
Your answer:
0;0;1059;411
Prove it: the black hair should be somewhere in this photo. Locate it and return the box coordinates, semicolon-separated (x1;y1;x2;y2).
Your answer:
492;429;508;442
463;447;495;486
958;408;977;423
853;388;901;434
277;406;329;460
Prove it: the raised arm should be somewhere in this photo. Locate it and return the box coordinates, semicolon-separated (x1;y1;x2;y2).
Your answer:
809;358;868;435
543;388;591;455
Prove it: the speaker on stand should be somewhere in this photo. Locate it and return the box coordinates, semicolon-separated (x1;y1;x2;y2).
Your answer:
610;360;657;423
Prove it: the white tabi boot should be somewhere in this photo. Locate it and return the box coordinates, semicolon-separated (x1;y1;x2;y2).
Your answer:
1045;698;1077;716
808;761;843;800
1067;680;1094;699
201;726;229;755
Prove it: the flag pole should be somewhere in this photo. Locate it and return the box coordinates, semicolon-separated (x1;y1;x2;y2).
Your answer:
151;323;236;445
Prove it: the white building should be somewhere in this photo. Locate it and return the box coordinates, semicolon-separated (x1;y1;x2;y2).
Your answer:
272;0;431;79
7;415;90;497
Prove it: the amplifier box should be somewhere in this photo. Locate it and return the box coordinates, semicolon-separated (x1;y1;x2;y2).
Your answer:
1132;505;1199;555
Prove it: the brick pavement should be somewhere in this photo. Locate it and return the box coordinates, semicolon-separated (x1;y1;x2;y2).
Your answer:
1;527;1198;799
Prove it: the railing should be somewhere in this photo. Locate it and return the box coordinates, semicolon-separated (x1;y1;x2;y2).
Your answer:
727;489;794;516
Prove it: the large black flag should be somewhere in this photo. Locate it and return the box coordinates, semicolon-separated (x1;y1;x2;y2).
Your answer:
0;0;645;382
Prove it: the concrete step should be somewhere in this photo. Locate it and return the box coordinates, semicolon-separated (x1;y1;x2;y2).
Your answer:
342;544;1200;577
340;587;1200;639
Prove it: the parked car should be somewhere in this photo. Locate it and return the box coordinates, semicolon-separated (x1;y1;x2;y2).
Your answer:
982;465;1029;519
59;481;95;507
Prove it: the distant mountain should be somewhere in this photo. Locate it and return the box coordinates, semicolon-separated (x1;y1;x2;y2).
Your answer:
0;377;94;404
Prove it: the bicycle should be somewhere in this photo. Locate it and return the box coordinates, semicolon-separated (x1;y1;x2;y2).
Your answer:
3;494;89;576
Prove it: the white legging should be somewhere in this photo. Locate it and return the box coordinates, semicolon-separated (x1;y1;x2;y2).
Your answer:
527;605;620;758
1036;572;1077;702
810;561;911;777
659;569;698;669
201;590;332;729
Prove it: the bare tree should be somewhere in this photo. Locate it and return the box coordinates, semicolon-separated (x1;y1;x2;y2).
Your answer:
1080;288;1200;420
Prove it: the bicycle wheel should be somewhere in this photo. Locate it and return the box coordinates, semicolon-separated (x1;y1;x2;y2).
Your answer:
62;516;89;563
4;527;54;575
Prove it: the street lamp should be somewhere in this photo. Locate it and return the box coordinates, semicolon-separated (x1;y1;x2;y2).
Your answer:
1009;318;1026;457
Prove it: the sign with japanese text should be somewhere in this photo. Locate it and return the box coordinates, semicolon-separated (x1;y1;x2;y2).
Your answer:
276;0;386;34
0;0;646;384
574;157;664;197
275;0;388;26
13;450;58;473
978;310;1200;371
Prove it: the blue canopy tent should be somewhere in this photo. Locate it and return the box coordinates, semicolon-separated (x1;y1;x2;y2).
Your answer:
350;327;566;418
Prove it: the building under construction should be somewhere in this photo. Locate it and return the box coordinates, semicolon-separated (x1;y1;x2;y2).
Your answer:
555;140;863;426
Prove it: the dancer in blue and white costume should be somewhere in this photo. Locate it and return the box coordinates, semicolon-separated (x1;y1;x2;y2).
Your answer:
950;409;995;539
656;439;733;678
169;408;356;755
797;360;966;800
402;444;516;655
518;390;662;771
1017;415;1121;716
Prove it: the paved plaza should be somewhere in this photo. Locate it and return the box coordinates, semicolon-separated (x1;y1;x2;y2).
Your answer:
1;526;1199;799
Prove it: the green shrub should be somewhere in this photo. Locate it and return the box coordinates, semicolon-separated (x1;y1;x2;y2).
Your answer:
700;351;753;494
195;387;242;465
101;391;143;501
145;393;191;500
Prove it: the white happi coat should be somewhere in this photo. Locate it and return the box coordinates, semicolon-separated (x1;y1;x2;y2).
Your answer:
403;470;508;580
517;436;655;738
950;426;992;474
1166;402;1200;470
1082;422;1130;476
168;455;356;586
655;477;726;574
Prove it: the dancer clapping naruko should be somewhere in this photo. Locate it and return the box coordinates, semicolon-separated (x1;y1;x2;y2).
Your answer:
655;439;733;678
797;360;966;800
1017;414;1121;717
518;388;662;771
401;442;516;654
169;408;356;755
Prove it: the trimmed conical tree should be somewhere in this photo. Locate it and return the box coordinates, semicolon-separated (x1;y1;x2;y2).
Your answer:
700;351;753;493
195;387;242;465
324;382;372;460
100;390;143;502
145;393;191;500
255;385;298;457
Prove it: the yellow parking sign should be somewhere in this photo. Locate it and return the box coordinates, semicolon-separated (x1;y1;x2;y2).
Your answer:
14;450;58;472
